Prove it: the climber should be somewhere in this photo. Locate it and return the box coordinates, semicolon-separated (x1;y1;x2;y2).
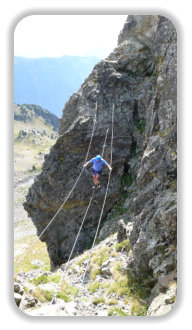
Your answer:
84;155;112;188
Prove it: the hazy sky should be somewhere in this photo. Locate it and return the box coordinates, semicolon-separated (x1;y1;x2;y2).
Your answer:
14;15;128;59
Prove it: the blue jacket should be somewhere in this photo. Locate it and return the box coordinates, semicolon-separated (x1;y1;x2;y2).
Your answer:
89;157;108;171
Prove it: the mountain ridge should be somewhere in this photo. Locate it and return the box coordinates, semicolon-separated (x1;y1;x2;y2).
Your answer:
14;103;59;131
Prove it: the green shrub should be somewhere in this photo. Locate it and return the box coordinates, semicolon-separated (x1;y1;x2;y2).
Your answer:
91;268;101;280
107;276;130;297
121;173;132;188
92;297;106;305
76;254;89;266
107;299;118;305
130;303;148;316
30;273;61;285
57;292;71;302
157;244;168;255
91;247;108;266
131;145;137;156
33;288;54;302
127;275;149;299
88;282;101;293
108;307;129;316
42;290;53;302
60;280;79;298
116;240;131;253
30;274;49;285
49;274;61;283
136;118;145;134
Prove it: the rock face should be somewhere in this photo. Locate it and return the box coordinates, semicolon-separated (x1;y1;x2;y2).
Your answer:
24;14;177;311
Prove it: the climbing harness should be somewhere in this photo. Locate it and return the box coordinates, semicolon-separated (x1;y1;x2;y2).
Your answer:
51;104;114;304
15;101;98;269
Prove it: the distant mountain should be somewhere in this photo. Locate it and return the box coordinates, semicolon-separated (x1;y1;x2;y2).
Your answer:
14;103;59;131
14;56;100;117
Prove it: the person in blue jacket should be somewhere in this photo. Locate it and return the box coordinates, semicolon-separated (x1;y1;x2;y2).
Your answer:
84;155;112;188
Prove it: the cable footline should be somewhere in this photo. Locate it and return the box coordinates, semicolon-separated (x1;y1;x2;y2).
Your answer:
15;102;98;269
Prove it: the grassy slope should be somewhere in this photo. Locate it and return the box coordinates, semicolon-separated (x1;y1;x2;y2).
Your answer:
14;104;58;173
14;104;58;272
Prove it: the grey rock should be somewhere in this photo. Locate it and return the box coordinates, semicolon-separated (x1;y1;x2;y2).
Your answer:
14;282;24;295
100;266;112;278
101;260;110;268
158;270;176;289
20;282;36;295
38;283;57;291
14;292;22;306
118;16;159;47
147;293;173;316
31;259;45;267
73;265;80;274
21;296;39;309
147;283;176;316
14;282;21;293
117;219;127;242
126;222;133;238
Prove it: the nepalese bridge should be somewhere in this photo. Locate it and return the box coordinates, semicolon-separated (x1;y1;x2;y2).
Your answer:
15;101;115;304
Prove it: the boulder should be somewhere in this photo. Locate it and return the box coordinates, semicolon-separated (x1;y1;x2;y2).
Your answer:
147;283;176;316
21;296;39;309
14;292;22;306
14;282;21;293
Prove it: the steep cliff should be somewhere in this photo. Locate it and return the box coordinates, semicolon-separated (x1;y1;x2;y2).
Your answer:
24;15;177;313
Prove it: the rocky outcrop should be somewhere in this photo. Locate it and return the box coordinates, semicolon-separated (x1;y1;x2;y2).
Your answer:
24;15;177;314
117;15;177;313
